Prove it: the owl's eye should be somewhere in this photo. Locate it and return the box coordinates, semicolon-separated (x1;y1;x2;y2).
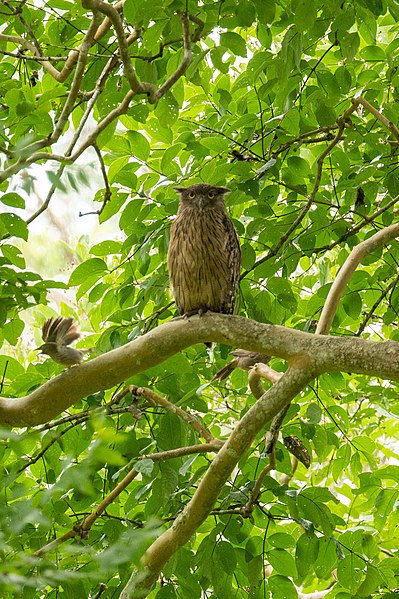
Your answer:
188;192;195;199
207;192;215;199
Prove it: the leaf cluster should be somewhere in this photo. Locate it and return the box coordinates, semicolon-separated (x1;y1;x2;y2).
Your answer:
1;0;399;597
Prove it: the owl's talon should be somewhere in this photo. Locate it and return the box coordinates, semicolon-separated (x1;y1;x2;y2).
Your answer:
183;309;202;318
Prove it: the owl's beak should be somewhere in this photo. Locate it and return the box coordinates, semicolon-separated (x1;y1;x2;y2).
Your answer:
198;198;206;210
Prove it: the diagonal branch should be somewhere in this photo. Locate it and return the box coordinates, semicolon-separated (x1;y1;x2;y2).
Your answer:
120;366;314;598
33;441;221;558
356;273;399;336
134;386;221;445
154;12;196;101
316;222;399;334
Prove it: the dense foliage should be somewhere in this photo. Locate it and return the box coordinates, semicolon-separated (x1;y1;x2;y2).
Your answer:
1;0;399;597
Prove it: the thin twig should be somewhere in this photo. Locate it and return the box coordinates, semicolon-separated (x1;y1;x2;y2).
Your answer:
312;194;399;252
134;386;221;445
356;272;399;336
79;143;111;216
241;101;360;279
33;441;221;557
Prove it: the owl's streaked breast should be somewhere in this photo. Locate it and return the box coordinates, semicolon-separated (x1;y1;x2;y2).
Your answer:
168;199;241;315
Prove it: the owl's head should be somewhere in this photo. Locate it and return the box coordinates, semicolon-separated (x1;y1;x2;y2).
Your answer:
174;183;230;210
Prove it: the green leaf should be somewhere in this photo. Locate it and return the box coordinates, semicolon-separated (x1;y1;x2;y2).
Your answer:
360;45;386;61
339;31;360;61
69;258;108;286
358;0;384;15
315;103;337;127
337;554;365;594
286;156;311;179
220;32;247;57
108;155;130;184
124;0;138;24
0;213;28;240
155;92;179;127
314;537;337;578
3;318;24;345
90;240;123;256
268;532;295;548
241;242;256;270
268;575;297;598
296;533;319;578
293;0;317;32
200;136;229;153
343;291;362;319
127;130;151;161
357;564;384;596
267;548;297;577
0;193;25;209
0;355;25;379
252;0;276;23
160;143;184;175
135;459;154;475
306;403;322;424
1;245;25;268
215;540;237;576
236;1;256;26
374;489;398;530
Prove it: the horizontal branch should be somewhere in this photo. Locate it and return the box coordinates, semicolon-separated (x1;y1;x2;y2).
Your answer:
1;314;399;427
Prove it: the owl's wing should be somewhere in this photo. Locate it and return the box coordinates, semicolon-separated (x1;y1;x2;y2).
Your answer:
223;215;242;313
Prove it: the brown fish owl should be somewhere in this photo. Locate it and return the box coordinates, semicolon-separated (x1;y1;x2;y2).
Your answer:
167;183;241;317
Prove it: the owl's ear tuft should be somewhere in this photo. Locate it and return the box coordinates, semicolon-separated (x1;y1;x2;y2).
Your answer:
174;187;186;193
216;187;231;194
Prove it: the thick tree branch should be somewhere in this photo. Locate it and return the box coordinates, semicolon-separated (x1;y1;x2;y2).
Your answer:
2;314;399;427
